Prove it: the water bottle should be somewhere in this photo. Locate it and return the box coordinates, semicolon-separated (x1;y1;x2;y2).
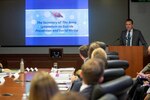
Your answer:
22;93;27;100
53;62;58;69
20;58;24;73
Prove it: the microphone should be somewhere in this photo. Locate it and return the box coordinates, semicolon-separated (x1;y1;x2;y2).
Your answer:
108;37;120;46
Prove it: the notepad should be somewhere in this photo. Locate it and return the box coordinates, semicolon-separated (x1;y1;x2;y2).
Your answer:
57;68;75;74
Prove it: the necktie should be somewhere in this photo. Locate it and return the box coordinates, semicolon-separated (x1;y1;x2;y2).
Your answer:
127;31;131;46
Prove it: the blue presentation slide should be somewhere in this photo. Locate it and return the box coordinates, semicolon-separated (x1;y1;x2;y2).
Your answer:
25;0;89;46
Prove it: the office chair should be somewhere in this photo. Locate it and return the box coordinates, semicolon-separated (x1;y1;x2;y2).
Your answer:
107;55;119;60
92;75;133;100
107;60;129;70
107;51;119;55
98;94;118;100
103;68;125;83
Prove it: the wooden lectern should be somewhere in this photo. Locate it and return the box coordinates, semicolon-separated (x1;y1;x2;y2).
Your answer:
108;46;147;77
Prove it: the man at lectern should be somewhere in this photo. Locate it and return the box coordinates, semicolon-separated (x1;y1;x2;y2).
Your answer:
120;19;148;47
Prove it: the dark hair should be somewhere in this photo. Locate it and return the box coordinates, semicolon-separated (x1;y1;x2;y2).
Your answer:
126;19;133;24
88;43;100;58
94;41;106;50
78;45;89;58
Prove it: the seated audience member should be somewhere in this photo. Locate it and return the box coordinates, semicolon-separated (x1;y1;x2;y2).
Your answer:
78;45;89;63
92;41;107;50
71;47;107;84
71;69;82;83
91;48;107;60
137;72;150;100
71;43;104;83
88;42;100;59
140;63;150;73
51;92;86;100
128;64;150;100
91;48;108;68
75;69;82;78
136;73;150;100
71;45;88;82
29;71;59;100
71;58;105;100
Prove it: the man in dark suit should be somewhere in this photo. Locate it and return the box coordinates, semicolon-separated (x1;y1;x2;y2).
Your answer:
71;58;105;100
120;19;148;47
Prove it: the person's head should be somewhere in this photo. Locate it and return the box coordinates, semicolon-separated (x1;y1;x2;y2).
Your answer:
29;71;59;100
75;69;82;79
88;43;100;58
81;58;104;85
91;48;107;60
78;45;89;60
51;92;86;100
125;19;134;31
91;48;108;68
93;41;106;50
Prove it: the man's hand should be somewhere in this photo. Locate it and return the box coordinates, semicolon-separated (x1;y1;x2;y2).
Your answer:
143;81;150;86
71;75;79;83
137;72;150;80
137;72;146;78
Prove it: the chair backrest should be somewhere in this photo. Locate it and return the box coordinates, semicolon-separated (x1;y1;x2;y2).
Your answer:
107;60;129;70
98;94;118;100
103;68;125;82
107;51;119;55
92;76;133;100
107;55;119;60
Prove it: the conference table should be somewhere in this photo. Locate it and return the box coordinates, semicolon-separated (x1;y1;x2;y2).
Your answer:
0;73;25;100
0;68;71;100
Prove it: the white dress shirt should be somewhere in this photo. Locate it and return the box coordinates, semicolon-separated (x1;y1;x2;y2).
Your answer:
80;81;91;92
126;29;133;46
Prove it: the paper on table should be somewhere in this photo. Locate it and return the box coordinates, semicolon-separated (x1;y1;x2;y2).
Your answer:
13;73;20;80
50;68;74;90
57;68;75;71
59;87;69;91
9;69;20;74
58;84;68;88
0;73;9;78
55;80;71;83
57;68;75;74
50;73;71;80
0;77;5;85
50;73;72;85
